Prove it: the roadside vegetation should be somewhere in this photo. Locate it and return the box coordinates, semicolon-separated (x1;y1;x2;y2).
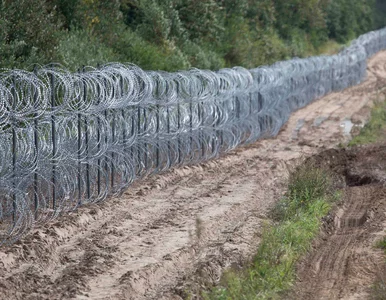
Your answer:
349;100;386;146
376;238;386;250
1;0;386;71
202;164;340;300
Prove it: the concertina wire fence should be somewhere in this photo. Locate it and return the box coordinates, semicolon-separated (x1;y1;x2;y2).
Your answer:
0;28;386;245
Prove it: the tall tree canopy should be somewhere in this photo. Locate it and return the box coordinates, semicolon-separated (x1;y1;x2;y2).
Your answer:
0;0;384;70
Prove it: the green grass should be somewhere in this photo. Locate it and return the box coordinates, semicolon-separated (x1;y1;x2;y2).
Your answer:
349;100;386;146
376;238;386;251
202;165;338;300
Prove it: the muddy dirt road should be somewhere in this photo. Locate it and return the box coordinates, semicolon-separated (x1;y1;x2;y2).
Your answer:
0;52;386;300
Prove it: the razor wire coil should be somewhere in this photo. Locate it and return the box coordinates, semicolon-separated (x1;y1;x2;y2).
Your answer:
0;28;386;245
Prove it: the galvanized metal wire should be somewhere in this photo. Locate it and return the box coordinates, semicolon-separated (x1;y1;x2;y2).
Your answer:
0;28;385;244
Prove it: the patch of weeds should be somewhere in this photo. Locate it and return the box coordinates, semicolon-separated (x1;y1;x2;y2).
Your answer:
271;164;333;221
376;237;386;251
349;100;386;146
202;164;338;300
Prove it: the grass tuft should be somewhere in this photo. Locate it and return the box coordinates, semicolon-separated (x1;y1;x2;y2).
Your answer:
202;164;337;300
376;238;386;250
272;165;333;221
349;100;386;146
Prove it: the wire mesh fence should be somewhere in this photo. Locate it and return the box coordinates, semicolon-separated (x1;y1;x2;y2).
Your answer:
0;28;386;245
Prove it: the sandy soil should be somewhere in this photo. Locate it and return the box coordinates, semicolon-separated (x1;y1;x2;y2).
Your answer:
0;51;386;300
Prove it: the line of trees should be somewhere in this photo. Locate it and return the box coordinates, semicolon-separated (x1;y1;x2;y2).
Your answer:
1;0;385;71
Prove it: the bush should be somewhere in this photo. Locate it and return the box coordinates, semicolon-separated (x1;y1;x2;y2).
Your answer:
326;0;376;43
181;41;224;70
111;28;190;71
0;0;61;69
56;29;118;70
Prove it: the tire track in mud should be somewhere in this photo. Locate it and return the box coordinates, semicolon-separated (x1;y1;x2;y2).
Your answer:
79;157;279;300
294;184;386;300
0;52;385;300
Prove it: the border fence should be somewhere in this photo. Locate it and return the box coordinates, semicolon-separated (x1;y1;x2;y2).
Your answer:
0;28;386;245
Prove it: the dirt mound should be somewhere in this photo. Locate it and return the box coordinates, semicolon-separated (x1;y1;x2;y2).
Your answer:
293;145;386;300
306;145;386;185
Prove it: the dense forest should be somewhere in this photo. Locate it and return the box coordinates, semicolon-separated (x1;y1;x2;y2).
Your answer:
1;0;386;71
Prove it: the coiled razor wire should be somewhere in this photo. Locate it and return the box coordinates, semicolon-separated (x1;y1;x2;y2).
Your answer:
0;28;386;245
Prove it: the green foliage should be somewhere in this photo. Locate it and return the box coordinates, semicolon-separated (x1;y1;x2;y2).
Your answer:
326;0;376;43
203;165;336;300
376;237;386;251
111;28;191;71
272;164;333;221
286;166;331;213
180;41;225;70
0;0;61;69
349;100;386;146
0;0;385;71
375;0;386;29
56;29;119;71
55;0;80;29
177;0;224;44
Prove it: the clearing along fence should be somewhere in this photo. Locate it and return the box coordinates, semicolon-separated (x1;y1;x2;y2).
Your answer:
0;28;385;245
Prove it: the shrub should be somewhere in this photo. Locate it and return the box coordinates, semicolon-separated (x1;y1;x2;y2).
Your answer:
0;0;62;68
111;28;190;71
56;29;118;70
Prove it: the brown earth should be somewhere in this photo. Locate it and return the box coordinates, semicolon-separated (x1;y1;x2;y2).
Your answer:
0;51;386;300
292;146;386;300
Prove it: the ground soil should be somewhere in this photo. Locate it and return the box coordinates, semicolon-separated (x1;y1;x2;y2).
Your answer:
0;52;386;300
292;146;386;300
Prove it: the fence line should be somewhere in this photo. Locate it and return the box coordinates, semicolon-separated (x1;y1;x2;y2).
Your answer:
0;28;386;244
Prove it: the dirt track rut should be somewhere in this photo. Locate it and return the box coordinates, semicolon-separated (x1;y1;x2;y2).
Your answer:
293;146;386;300
297;186;386;300
0;52;386;300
